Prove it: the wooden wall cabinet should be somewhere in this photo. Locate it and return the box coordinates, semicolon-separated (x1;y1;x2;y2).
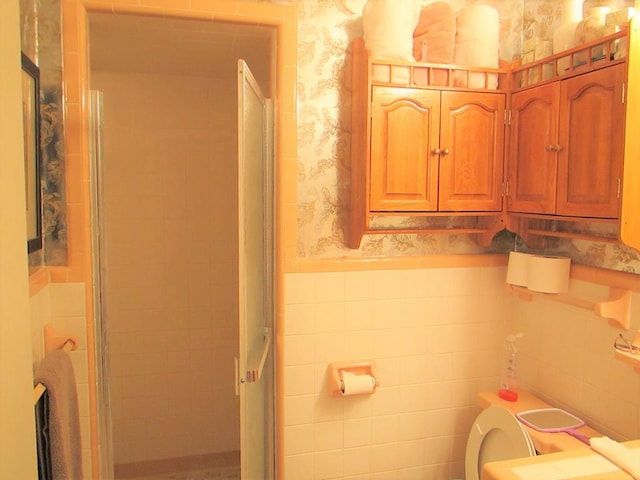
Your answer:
508;64;626;219
370;87;505;213
348;37;508;248
620;16;640;251
348;26;638;250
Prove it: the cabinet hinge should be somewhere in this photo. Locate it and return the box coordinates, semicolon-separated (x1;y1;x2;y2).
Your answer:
503;109;512;126
622;83;626;104
617;178;621;199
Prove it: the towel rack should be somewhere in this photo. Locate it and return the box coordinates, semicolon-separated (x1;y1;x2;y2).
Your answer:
33;324;78;404
509;284;632;330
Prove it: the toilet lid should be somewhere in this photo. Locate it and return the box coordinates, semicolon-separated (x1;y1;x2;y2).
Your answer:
465;406;536;480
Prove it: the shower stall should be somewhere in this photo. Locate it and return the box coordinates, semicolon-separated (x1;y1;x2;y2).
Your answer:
88;12;275;479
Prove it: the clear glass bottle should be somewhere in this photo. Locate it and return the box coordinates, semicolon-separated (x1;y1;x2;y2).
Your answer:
498;333;523;402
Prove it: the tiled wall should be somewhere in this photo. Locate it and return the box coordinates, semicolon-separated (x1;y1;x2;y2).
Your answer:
283;266;511;479
91;70;240;465
30;282;92;477
514;281;640;441
282;267;640;479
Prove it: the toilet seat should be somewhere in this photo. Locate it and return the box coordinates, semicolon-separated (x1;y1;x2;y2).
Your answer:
465;406;536;480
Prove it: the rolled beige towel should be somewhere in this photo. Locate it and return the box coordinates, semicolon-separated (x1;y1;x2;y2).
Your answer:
412;2;456;86
590;436;640;479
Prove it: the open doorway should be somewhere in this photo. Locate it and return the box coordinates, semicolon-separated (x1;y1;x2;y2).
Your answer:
87;13;275;479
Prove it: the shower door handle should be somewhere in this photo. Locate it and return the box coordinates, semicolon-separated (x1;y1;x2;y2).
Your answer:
245;327;273;383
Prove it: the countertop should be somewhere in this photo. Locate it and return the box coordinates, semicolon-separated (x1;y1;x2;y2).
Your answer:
482;440;640;480
478;390;639;480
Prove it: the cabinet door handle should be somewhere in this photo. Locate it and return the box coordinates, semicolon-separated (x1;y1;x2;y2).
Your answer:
545;144;563;152
432;148;450;155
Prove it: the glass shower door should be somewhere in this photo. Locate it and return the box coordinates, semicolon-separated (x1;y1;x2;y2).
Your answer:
237;59;274;480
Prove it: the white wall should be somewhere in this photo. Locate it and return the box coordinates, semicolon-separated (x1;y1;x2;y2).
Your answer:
0;0;39;477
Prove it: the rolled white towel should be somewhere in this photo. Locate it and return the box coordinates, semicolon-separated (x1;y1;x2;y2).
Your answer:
362;0;422;85
453;4;500;89
590;436;640;480
362;0;421;62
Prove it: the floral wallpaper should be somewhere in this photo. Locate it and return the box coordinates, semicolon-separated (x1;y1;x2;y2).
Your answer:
23;0;640;273
295;0;523;258
291;0;640;273
21;0;67;267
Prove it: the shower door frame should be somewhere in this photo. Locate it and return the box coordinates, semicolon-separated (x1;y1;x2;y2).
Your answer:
88;90;114;480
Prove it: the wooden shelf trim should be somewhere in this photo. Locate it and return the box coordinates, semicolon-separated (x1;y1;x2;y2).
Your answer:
349;213;504;249
614;330;640;373
365;50;511;92
509;284;632;329
506;213;622;250
511;28;628;92
614;349;640;373
525;229;620;244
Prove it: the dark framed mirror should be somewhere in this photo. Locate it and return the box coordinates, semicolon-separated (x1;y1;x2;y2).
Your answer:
21;52;42;254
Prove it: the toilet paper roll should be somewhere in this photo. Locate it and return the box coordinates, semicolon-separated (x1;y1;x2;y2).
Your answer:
506;251;532;287
527;255;571;294
340;373;376;396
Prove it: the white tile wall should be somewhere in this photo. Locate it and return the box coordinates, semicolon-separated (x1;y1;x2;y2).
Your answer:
31;283;92;478
92;69;241;465
283;267;640;479
32;263;640;479
514;280;640;441
283;266;510;480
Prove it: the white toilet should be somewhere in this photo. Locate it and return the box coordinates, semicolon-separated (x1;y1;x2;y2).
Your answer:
464;406;536;480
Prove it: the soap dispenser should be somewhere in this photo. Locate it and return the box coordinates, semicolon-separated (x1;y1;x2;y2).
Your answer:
498;333;523;402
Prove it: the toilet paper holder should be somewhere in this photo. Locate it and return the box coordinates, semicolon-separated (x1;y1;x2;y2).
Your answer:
329;361;378;396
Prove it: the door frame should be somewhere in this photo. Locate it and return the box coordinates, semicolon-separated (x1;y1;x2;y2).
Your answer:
62;2;297;478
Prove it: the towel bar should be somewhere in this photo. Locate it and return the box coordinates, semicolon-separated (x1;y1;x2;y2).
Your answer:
33;324;78;404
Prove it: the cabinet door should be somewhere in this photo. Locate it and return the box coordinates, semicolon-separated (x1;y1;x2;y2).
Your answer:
508;83;560;214
556;64;625;218
369;87;440;212
439;91;505;211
